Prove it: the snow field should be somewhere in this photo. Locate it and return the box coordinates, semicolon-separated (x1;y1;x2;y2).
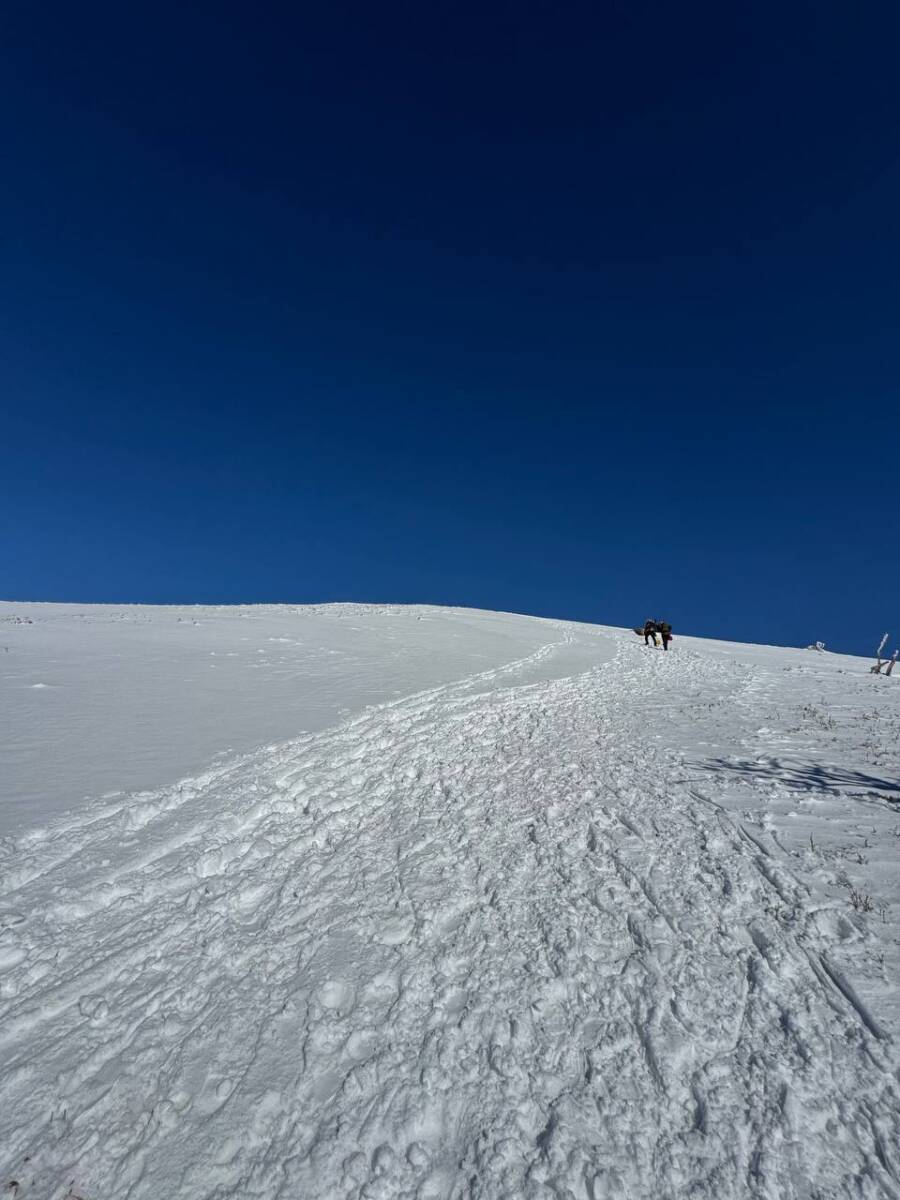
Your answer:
1;603;597;835
1;607;899;1198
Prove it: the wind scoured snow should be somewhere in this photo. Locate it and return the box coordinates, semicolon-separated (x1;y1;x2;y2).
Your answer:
1;605;899;1199
0;603;601;835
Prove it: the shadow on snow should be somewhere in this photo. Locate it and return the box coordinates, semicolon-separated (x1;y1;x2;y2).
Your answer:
692;756;900;801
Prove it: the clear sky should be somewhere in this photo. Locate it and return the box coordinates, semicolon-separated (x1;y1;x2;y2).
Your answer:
2;1;898;654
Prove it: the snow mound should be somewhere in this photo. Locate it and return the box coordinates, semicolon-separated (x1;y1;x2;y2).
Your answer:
1;604;899;1198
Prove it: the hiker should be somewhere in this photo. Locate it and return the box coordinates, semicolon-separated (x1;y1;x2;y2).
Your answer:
643;619;658;647
658;620;672;651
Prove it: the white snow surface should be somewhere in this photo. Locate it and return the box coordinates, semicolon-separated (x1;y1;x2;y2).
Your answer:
1;602;899;1199
1;603;599;835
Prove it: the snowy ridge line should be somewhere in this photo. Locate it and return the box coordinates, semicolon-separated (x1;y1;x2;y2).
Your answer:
0;624;584;898
1;602;595;837
2;638;899;1198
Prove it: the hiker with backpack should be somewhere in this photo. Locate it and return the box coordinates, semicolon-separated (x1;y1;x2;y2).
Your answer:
642;619;658;646
658;620;673;650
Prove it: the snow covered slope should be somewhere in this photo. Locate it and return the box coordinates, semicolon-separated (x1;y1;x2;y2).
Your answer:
1;604;899;1199
0;602;611;835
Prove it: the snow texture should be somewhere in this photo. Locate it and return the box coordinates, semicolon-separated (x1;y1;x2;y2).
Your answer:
1;602;899;1199
1;604;591;835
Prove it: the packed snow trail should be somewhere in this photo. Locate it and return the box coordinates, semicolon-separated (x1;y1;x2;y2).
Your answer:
2;634;899;1198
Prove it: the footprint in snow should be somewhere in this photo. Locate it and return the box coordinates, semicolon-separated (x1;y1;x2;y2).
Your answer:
195;1076;234;1115
77;995;110;1023
319;979;356;1013
344;1028;377;1060
374;915;415;946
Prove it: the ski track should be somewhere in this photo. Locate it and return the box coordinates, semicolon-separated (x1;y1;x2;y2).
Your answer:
2;630;899;1199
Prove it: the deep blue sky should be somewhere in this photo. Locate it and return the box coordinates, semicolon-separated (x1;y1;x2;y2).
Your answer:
2;2;898;653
